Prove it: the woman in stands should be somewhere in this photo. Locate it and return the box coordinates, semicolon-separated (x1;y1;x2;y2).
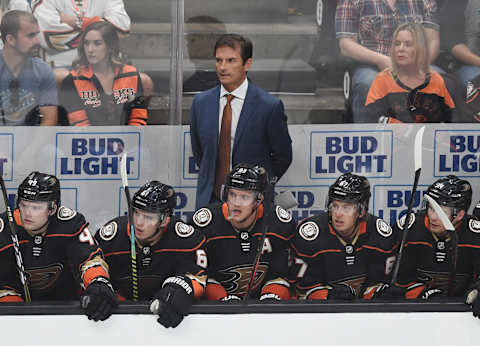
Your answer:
364;22;454;123
59;21;150;126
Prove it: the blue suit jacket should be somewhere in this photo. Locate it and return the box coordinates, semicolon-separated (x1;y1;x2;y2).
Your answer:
190;82;292;209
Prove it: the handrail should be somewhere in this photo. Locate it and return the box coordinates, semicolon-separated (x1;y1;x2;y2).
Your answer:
0;299;470;316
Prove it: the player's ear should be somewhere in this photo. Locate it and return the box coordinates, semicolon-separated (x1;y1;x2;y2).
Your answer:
49;204;57;216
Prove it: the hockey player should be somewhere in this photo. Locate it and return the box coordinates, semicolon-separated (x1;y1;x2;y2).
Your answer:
291;173;398;300
393;175;480;317
95;181;206;328
0;171;117;321
191;163;295;301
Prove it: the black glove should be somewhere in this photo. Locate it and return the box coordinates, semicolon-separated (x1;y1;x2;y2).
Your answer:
466;287;480;318
80;277;118;321
151;276;194;328
371;284;406;300
259;293;281;303
420;288;444;300
328;283;356;300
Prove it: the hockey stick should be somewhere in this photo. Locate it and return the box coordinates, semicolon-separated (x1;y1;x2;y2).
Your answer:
423;194;457;296
245;177;276;300
0;175;31;302
390;125;425;286
120;152;138;301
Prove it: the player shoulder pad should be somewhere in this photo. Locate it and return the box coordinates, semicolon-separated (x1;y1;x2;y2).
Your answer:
376;219;393;238
192;207;213;227
396;213;415;230
175;221;195;238
98;221;118;241
57;206;77;221
275;206;292;223
469;219;480;234
297;221;320;241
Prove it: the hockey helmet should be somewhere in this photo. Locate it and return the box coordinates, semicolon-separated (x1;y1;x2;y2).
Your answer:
327;173;371;212
221;163;268;202
17;171;61;208
426;175;472;213
132;181;175;216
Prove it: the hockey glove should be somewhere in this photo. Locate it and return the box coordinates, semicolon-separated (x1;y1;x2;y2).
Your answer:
81;277;118;322
151;276;194;328
364;284;405;300
259;293;281;303
220;295;242;302
465;286;480;318
328;283;356;300
420;288;444;300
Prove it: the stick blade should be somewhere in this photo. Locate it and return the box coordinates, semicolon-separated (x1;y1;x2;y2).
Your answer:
424;194;455;232
120;152;128;187
414;126;425;172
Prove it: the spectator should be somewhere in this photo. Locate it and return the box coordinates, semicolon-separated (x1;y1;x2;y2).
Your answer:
335;0;440;122
439;0;480;89
31;0;130;68
365;22;454;123
59;21;148;126
441;0;480;122
0;10;57;125
190;33;292;209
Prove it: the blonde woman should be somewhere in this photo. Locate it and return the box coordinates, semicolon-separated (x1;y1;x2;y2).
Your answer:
365;22;454;123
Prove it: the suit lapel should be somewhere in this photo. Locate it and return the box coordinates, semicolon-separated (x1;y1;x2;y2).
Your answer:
208;86;221;149
233;83;257;150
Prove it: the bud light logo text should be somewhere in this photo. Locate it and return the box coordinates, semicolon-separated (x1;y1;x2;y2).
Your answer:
434;131;480;177
373;185;429;226
310;131;393;179
0;134;14;181
278;186;329;222
55;132;140;180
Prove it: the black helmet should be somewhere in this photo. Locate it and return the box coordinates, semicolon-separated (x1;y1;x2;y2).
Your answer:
132;181;175;215
426;175;472;213
222;163;268;201
327;173;371;212
17;172;61;208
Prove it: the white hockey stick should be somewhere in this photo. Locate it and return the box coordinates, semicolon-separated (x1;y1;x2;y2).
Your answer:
390;125;425;285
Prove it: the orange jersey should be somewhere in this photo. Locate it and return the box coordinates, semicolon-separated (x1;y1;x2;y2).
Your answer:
60;64;148;126
365;70;455;123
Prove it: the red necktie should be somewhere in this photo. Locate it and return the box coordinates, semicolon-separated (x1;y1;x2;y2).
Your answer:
214;94;234;199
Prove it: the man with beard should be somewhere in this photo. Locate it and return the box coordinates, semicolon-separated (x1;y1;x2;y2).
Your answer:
0;10;57;125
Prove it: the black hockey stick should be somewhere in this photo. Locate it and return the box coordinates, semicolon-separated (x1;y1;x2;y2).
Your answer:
423;194;457;296
0;175;31;302
245;177;276;300
121;152;138;301
390;126;425;286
